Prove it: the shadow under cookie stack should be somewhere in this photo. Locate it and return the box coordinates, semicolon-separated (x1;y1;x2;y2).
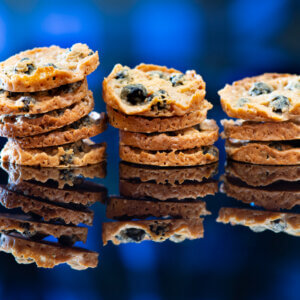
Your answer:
219;73;300;165
103;64;219;167
0;43;107;168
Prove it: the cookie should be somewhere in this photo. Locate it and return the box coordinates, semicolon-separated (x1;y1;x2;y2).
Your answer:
119;161;218;185
0;213;88;244
13;112;107;148
222;176;300;211
225;140;300;165
0;91;94;137
107;101;212;133
0;233;98;270
221;119;300;141
226;160;300;186
106;197;210;219
0;185;94;225
0;43;99;92
8;180;107;205
120;119;219;151
1;139;106;168
217;207;300;237
103;63;206;117
120;179;218;201
218;73;300;122
119;145;219;167
0;79;88;115
102;218;204;245
2;162;107;188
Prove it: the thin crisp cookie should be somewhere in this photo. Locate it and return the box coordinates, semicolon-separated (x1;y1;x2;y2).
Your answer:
14;112;107;148
107;100;212;133
0;43;99;92
1;139;106;168
0;91;94;137
221;119;300;141
120;145;219;166
120;119;219;150
225;140;300;165
102;219;204;245
103;63;206;117
219;73;300;122
0;79;88;115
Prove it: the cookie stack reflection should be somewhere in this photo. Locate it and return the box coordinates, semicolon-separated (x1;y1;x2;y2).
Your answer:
0;43;107;168
0;162;107;269
218;74;299;165
217;161;300;236
103;64;219;166
102;162;218;245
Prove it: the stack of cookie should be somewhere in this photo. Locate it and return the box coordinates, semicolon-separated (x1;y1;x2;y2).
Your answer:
219;73;300;165
0;43;107;168
103;64;219;166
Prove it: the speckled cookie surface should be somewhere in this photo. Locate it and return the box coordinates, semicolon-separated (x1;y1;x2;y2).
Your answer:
106;197;210;220
14;112;107;148
120;179;218;200
2;162;106;188
107;101;212;133
217;207;300;237
102;219;204;245
119;162;218;185
226;161;300;186
120;145;219;166
0;79;88;115
0;92;94;137
221;119;300;141
226;140;300;165
0;213;88;243
120;119;219;151
0;43;99;92
1;139;106;168
103;63;206;117
0;233;98;270
219;73;300;122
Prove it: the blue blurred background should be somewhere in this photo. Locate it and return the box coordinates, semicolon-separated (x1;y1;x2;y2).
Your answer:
0;0;299;299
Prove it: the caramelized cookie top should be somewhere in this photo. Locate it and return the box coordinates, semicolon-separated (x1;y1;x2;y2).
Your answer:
103;63;206;117
219;73;300;122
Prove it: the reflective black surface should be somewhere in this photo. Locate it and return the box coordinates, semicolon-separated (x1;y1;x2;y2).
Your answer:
0;140;299;300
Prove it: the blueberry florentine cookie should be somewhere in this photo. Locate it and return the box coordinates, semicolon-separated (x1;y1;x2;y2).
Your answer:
0;233;98;269
0;79;88;115
1;139;106;167
217;207;300;237
0;43;99;92
225;140;300;165
13;112;107;148
102;219;204;245
103;64;206;117
219;73;300;122
120;119;218;151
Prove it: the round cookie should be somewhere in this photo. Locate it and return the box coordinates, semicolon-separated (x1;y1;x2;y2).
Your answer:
13;112;107;148
0;79;88;115
103;63;206;117
107;100;212;133
225;140;300;165
119;145;219;167
0;92;94;137
0;43;99;92
219;73;300;122
119;161;218;185
221;119;300;141
120;119;219;150
1;139;106;168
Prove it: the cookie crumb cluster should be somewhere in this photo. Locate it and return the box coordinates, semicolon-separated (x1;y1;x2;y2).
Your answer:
103;63;219;166
0;43;108;168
